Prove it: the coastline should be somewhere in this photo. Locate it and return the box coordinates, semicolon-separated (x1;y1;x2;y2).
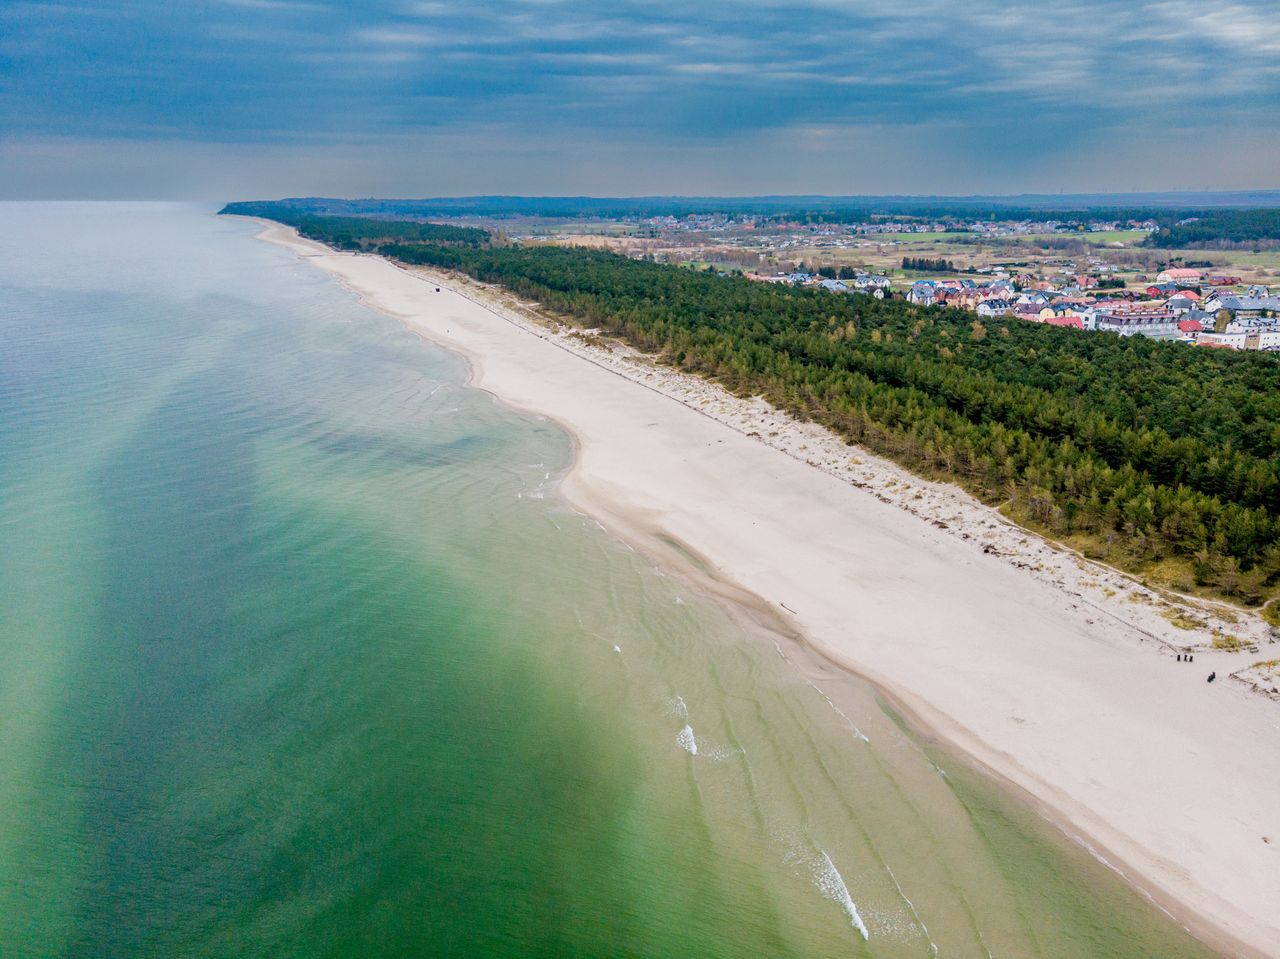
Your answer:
245;218;1280;958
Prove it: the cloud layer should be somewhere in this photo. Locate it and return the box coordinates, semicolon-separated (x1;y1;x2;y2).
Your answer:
3;0;1279;197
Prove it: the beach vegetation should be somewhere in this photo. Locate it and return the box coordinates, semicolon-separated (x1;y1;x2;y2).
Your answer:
1161;608;1205;631
1211;632;1247;651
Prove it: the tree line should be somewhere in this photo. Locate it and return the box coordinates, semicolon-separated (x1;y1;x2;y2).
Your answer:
234;209;1280;604
1145;209;1280;248
902;257;956;272
219;203;490;248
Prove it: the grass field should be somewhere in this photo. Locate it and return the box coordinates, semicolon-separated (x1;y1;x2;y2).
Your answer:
1189;249;1280;275
535;221;639;236
863;231;980;242
863;229;1148;246
1079;229;1149;244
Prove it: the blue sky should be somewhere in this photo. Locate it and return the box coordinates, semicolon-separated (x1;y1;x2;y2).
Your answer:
3;0;1280;198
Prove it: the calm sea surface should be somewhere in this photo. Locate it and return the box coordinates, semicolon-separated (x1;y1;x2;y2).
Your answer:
0;203;1219;957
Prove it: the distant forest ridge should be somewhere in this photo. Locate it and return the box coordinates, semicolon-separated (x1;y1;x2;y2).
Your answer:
1146;209;1280;248
225;206;491;247
220;190;1280;224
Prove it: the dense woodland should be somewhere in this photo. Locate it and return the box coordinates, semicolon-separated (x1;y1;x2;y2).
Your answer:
221;203;490;247
232;207;1280;604
1146;209;1280;248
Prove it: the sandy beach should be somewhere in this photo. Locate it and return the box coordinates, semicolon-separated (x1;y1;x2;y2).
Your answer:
251;220;1280;958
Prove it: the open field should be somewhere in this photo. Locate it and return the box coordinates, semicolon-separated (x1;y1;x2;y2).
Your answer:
561;231;1280;288
858;230;976;241
1193;248;1280;275
547;236;1280;292
525;220;640;236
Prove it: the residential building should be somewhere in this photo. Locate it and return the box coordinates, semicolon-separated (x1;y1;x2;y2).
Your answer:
1156;267;1202;285
908;281;938;305
1093;310;1180;340
1198;331;1247;349
1176;318;1204;344
1203;294;1280;318
1246;330;1280;350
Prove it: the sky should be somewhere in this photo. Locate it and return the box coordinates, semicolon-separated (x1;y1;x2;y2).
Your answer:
3;0;1280;199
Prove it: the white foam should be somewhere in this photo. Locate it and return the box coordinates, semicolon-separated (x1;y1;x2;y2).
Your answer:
676;724;698;755
885;863;937;956
806;679;870;742
672;695;689;718
815;849;870;941
699;742;743;762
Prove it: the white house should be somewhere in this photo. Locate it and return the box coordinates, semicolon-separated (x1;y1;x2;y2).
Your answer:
1198;331;1247;349
1246;330;1280;350
1093;311;1180;340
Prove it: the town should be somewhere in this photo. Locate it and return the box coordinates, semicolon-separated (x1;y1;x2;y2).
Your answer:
749;264;1280;350
505;210;1280;351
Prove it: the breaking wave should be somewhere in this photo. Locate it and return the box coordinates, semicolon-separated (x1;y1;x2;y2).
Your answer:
780;836;870;944
814;849;870;941
676;724;698;755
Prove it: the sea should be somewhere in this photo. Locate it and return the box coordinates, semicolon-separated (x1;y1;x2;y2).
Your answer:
0;202;1220;958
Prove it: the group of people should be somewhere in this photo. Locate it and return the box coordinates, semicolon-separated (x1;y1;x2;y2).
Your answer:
1176;652;1215;683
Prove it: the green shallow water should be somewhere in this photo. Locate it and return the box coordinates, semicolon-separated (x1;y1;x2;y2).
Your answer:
0;203;1221;958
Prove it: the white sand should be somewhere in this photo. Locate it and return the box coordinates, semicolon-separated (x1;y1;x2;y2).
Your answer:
252;220;1280;957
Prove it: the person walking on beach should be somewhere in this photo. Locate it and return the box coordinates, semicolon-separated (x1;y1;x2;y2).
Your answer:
1207;671;1216;683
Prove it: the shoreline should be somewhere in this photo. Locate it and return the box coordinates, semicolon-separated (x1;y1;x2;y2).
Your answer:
244;218;1280;958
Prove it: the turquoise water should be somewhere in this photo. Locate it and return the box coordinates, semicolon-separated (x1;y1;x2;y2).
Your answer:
0;203;1221;957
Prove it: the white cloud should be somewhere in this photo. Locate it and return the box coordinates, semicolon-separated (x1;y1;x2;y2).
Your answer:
4;0;1280;195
